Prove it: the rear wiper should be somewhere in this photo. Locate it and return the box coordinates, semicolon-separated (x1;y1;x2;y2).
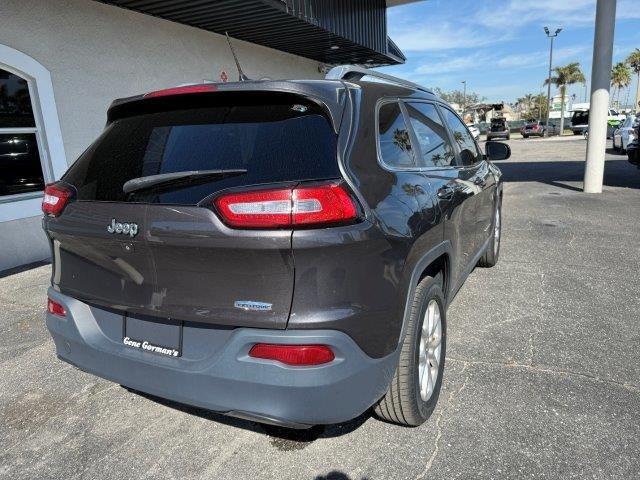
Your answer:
123;169;247;194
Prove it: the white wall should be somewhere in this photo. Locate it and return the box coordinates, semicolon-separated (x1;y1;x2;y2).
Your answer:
0;0;322;165
0;0;322;271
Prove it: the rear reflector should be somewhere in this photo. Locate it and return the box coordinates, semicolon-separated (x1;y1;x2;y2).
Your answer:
42;183;73;217
249;344;335;366
144;84;218;98
214;183;358;229
47;298;66;317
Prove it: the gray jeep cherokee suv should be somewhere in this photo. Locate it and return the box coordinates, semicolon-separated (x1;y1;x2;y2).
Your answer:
43;66;508;429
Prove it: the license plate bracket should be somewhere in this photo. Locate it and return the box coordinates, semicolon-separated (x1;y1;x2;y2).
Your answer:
123;315;182;357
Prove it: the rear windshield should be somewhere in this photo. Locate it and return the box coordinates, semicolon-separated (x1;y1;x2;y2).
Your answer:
572;111;589;125
63;99;338;204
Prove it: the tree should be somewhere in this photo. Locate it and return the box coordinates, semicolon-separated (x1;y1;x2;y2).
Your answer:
626;48;640;111
611;62;631;108
516;93;536;118
544;62;586;134
433;88;485;107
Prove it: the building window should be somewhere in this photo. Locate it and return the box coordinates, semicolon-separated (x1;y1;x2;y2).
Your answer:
0;68;44;196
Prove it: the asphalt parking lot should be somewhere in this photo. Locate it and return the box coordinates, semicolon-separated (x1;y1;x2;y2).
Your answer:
1;137;639;480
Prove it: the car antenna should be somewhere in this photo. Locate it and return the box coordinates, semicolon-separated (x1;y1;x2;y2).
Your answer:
226;32;250;82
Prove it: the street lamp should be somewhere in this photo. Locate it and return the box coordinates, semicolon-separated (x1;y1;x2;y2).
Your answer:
461;80;467;112
544;26;562;135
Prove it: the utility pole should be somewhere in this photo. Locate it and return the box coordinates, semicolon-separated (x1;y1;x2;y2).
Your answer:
544;26;562;136
584;0;617;193
461;80;467;112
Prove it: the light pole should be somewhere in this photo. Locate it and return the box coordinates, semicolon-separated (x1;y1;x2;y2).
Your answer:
544;26;562;135
461;80;467;112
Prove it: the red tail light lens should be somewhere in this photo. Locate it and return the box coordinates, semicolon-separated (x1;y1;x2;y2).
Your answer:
144;84;218;98
249;344;335;366
214;183;358;229
47;298;66;317
42;183;73;217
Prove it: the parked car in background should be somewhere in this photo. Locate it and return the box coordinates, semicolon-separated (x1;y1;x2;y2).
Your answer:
625;120;640;167
571;108;627;137
613;115;638;152
42;66;510;429
520;120;559;138
487;117;510;140
570;110;589;135
466;123;480;141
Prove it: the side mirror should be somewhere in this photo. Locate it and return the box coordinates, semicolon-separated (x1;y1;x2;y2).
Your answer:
485;141;511;161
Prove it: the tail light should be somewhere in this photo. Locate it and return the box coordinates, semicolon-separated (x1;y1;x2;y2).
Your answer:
42;183;73;217
47;298;66;317
144;84;218;98
249;344;335;366
214;182;358;229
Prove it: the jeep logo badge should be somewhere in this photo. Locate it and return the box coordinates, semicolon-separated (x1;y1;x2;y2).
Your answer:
107;218;138;238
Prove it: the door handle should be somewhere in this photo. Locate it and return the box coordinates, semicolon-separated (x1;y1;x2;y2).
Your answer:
437;185;455;199
474;177;486;187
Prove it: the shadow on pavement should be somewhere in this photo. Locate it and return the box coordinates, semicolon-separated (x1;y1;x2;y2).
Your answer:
126;387;371;446
496;157;639;191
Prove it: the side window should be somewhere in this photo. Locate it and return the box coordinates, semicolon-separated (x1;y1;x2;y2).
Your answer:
378;102;414;168
440;106;482;166
405;102;455;168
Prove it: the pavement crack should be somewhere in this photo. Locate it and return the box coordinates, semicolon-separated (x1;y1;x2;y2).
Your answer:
416;363;469;479
447;357;639;393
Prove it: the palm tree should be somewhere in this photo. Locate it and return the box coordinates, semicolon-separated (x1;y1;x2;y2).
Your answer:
626;48;640;111
611;62;631;109
544;62;586;134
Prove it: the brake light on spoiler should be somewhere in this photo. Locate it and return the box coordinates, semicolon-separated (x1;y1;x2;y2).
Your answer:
214;183;358;229
143;84;218;98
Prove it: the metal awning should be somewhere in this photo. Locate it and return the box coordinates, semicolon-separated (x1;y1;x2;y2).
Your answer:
96;0;407;66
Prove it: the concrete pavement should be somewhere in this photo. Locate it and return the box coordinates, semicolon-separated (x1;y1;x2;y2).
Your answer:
1;138;638;479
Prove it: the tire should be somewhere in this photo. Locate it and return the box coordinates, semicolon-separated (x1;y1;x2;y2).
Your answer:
506;134;511;140
523;135;528;139
573;131;581;135
478;199;501;268
374;273;446;427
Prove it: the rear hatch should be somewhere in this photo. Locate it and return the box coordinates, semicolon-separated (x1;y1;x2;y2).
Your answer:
45;90;343;329
490;119;507;132
572;110;589;126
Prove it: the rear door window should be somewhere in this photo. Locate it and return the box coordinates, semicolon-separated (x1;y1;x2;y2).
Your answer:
377;102;415;168
405;102;455;168
63;99;338;204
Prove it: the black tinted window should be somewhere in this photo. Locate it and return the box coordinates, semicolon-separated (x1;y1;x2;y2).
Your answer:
441;107;482;166
572;111;589;125
0;69;35;128
0;133;44;196
378;102;414;168
406;103;455;168
64;102;338;204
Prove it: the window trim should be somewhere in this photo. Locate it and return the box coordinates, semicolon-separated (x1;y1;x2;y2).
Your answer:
375;97;418;172
0;44;67;220
375;97;458;173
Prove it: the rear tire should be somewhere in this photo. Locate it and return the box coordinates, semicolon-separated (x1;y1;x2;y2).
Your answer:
478;199;501;268
374;274;446;427
523;135;529;139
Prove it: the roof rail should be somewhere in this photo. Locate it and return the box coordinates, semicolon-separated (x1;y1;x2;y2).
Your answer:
325;65;432;94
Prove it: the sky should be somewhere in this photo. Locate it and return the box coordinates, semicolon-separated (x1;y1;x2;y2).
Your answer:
379;0;640;105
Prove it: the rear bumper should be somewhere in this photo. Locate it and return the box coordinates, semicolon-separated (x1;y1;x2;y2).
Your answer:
46;289;397;427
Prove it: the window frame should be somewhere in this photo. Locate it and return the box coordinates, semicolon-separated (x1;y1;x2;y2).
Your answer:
375;97;418;171
375;97;461;173
0;44;67;221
